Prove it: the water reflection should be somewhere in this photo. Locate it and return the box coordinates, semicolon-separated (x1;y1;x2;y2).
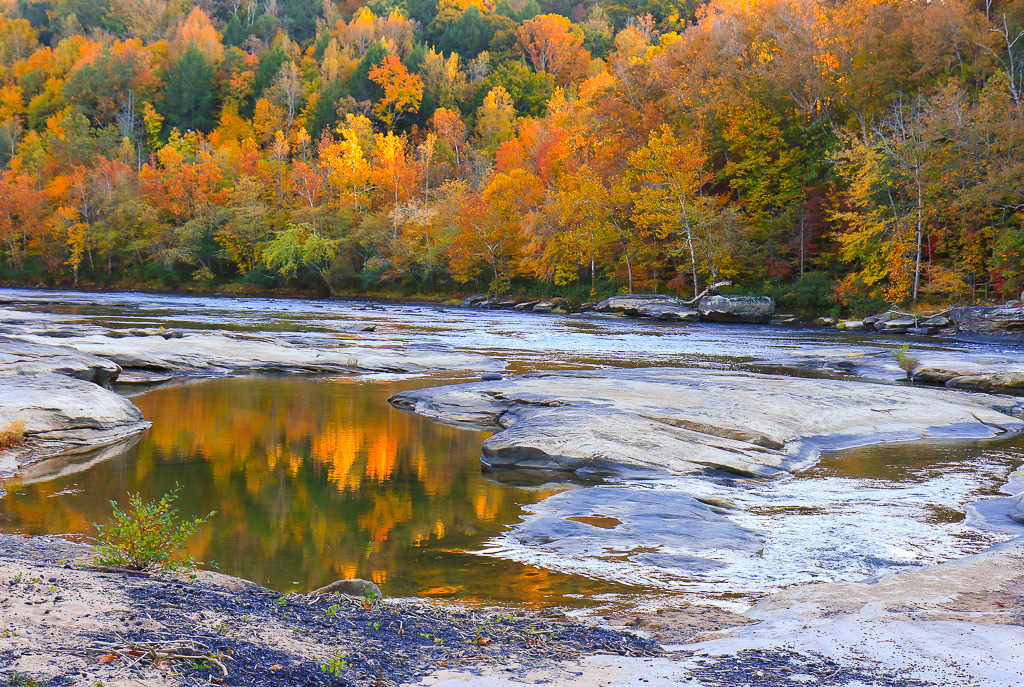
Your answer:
0;376;641;604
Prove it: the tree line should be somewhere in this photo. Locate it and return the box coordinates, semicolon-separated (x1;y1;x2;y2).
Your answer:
1;0;1023;313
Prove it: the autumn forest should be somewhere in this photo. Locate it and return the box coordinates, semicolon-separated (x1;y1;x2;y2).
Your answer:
0;0;1022;314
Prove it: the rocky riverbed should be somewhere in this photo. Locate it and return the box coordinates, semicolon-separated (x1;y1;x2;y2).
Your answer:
0;310;499;476
2;288;1024;685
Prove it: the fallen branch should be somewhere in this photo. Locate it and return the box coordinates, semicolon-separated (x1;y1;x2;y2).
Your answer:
85;639;229;676
83;565;151;576
682;281;733;307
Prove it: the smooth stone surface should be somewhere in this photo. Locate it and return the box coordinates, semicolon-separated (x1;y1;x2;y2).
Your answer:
636;303;700;321
697;295;774;324
1008;494;1024;524
390;368;1023;478
908;352;1024;394
751;346;1024;396
593;294;685;316
875;316;918;331
310;578;383;599
461;294;488;307
0;336;121;385
509;486;760;567
951;304;1024;336
8;331;499;375
531;298;565;313
0;373;149;474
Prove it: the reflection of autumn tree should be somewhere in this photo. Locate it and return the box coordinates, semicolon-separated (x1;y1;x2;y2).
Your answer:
0;378;560;595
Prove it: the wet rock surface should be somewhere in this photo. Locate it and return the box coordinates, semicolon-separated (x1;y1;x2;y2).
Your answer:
390;368;1023;478
750;344;1024;396
593;293;688;316
508;486;762;572
0;335;120;384
8;330;497;376
0;373;149;474
636;302;700;321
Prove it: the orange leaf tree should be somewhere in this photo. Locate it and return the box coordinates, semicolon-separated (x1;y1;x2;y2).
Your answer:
368;55;425;132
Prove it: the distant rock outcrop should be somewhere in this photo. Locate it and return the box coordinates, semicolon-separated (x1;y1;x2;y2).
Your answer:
950;304;1024;336
697;295;775;324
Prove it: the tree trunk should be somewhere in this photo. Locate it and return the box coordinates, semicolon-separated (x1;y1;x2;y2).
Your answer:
913;176;923;304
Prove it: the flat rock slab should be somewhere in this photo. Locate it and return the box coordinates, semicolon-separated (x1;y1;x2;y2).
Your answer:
390;368;1024;478
0;335;120;385
0;373;149;474
507;486;761;572
594;294;690;316
9;331;499;375
909;352;1024;393
751;345;1024;395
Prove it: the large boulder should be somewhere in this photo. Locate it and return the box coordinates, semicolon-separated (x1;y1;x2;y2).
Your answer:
875;315;918;333
310;578;382;599
636;303;699;321
1008;494;1024;524
531;298;565;313
0;373;150;474
950;305;1024;336
593;293;686;316
697;295;775;324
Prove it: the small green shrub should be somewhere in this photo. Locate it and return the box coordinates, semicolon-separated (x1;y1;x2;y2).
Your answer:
320;652;350;676
893;343;918;380
93;489;215;572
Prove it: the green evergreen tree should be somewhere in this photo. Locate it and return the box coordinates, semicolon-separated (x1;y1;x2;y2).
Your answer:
477;60;554;117
308;80;350;140
349;40;389;102
404;41;427;74
495;0;517;19
438;6;493;60
161;45;215;132
243;46;287;116
282;0;321;43
518;0;542;21
223;12;246;47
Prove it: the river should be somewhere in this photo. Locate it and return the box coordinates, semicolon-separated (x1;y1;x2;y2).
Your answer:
1;288;1022;608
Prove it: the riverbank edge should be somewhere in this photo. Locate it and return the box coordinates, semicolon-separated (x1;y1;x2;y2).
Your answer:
4;531;1023;686
0;534;663;687
7;282;1017;331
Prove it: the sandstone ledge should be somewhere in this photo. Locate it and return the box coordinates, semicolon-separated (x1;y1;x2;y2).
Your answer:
389;368;1024;478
